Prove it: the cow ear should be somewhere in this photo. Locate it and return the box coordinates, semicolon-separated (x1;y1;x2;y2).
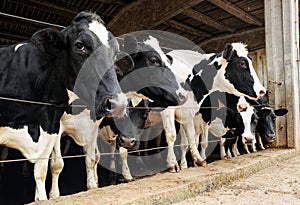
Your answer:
123;35;138;54
31;28;65;57
115;51;134;74
257;108;272;117
274;108;288;116
223;43;233;60
166;54;173;65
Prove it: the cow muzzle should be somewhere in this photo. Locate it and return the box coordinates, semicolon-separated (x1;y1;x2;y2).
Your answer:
242;136;255;144
117;135;138;150
266;134;276;143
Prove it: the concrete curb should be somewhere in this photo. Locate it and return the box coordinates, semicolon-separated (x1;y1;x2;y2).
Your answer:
31;149;297;205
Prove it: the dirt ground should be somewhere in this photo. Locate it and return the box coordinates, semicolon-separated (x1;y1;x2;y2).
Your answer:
174;154;300;205
30;149;297;205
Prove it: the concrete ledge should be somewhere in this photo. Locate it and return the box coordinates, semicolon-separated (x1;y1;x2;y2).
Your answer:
30;149;297;205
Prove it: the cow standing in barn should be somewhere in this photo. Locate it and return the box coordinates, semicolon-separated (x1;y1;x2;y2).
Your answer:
55;34;188;190
0;11;128;201
157;44;266;171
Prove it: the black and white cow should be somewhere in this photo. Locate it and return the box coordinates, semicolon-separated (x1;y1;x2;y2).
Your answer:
97;35;188;181
248;93;288;149
0;11;127;201
54;34;188;191
159;44;266;171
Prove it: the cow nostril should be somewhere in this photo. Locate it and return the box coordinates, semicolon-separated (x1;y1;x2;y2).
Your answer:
103;98;112;110
238;104;248;112
179;92;186;100
259;90;266;96
131;139;136;145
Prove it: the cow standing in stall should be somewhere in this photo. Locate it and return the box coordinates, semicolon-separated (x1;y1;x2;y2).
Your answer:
57;34;188;188
0;11;128;201
158;44;266;171
97;35;188;182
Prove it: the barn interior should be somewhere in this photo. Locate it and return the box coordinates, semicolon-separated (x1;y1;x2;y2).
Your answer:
0;0;299;204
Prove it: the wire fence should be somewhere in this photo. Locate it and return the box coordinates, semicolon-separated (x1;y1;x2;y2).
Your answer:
0;138;232;164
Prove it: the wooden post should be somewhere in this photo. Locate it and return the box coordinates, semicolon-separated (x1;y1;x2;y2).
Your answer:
264;0;300;151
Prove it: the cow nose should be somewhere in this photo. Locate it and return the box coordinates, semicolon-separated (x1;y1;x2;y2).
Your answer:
243;136;254;144
259;89;266;97
237;104;248;112
102;97;112;109
267;134;276;142
178;92;187;105
120;136;136;148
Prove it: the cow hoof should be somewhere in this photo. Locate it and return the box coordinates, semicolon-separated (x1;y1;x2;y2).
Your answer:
196;160;207;167
168;164;180;173
119;178;134;183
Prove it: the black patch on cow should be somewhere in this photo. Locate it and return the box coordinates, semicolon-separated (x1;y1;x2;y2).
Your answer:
189;56;219;103
119;34;182;107
224;51;257;98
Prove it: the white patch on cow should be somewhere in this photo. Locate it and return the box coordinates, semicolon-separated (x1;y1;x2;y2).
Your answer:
240;104;256;141
144;36;170;67
89;21;109;48
67;89;79;103
232;43;266;99
231;42;248;58
14;43;27;52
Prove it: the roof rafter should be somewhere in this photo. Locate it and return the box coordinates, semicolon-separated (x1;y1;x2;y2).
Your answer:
166;20;212;38
108;0;205;36
182;9;235;33
207;0;263;26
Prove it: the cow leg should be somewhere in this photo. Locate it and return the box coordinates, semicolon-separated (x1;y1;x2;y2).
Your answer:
256;134;265;150
219;138;227;159
49;138;64;199
160;109;180;172
243;144;251;154
0;127;57;201
179;127;188;169
232;137;241;157
84;130;99;190
119;147;133;181
183;122;206;167
200;123;209;160
251;141;257;152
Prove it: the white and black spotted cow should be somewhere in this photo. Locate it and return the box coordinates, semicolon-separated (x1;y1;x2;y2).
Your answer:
158;44;266;171
0;11;127;201
250;93;288;149
54;34;188;191
97;35;188;181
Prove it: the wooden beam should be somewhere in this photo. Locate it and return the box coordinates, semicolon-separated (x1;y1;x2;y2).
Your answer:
197;27;264;52
182;9;235;33
0;31;27;41
207;0;263;26
10;0;78;17
166;20;212;38
108;0;205;35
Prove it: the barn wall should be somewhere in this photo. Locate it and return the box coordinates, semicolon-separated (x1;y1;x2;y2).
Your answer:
250;48;289;147
264;0;300;151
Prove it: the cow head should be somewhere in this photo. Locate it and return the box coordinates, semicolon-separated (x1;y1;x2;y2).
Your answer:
220;43;266;100
117;35;187;107
254;94;288;147
100;99;151;150
238;97;258;145
59;11;127;119
188;43;266;104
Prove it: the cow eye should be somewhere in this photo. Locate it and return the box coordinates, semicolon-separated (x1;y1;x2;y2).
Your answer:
239;61;247;69
75;42;86;52
149;57;160;66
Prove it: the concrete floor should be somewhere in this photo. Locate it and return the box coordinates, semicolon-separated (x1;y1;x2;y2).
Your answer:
29;148;297;205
